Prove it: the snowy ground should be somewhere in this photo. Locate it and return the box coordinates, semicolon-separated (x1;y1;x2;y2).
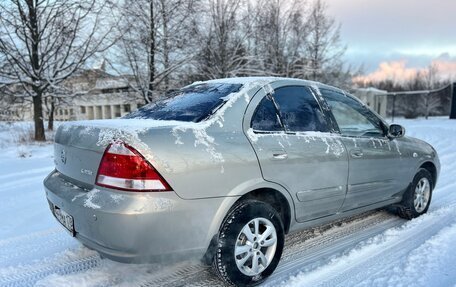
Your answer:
0;118;455;287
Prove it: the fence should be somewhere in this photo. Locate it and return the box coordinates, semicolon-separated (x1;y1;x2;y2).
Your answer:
385;83;455;122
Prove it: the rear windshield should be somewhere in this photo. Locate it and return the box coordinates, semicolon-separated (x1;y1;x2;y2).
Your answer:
124;83;243;122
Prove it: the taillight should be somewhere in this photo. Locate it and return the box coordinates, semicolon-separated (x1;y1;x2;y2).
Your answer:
96;142;172;192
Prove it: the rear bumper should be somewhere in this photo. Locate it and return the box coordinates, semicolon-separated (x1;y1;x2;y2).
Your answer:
44;170;227;263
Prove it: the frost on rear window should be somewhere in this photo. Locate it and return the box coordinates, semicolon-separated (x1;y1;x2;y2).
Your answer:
124;83;242;122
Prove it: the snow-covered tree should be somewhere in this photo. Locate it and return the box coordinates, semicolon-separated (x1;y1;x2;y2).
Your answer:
194;0;254;79
193;0;349;83
423;64;441;119
0;0;116;140
248;0;306;77
303;0;346;83
115;0;198;103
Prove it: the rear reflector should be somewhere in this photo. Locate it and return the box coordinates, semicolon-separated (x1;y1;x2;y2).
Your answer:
96;142;172;192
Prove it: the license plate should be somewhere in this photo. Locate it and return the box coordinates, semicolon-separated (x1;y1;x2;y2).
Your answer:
52;205;75;236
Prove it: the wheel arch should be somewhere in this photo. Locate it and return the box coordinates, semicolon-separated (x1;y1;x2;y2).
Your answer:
419;161;437;188
236;188;292;234
202;185;294;264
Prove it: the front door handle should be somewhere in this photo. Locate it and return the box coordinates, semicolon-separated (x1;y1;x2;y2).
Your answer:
270;149;288;160
350;149;364;158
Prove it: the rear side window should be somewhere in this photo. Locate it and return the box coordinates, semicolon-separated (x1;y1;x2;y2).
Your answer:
251;97;283;131
125;83;242;122
273;86;329;132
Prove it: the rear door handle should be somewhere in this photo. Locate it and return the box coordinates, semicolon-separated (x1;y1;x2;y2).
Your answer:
270;149;288;160
350;149;364;158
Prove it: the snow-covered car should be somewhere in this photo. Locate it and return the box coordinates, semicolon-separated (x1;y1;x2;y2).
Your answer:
44;77;440;286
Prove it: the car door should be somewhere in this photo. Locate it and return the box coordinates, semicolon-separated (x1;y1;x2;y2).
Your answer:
246;84;349;222
320;88;405;210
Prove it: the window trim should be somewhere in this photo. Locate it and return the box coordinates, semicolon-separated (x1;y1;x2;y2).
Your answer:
308;86;341;134
321;90;388;139
342;93;389;139
250;94;286;134
250;85;332;134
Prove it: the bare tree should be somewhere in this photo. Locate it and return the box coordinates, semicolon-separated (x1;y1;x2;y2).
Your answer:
115;0;197;103
43;91;73;130
194;0;349;83
195;0;254;79
424;64;441;119
248;0;307;77
0;85;24;121
0;0;116;140
375;67;445;119
302;0;346;83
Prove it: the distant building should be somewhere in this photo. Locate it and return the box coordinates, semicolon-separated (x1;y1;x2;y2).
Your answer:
352;87;388;118
0;64;145;122
53;68;144;121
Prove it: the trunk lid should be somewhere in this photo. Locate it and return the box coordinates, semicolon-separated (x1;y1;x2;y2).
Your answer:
54;119;184;186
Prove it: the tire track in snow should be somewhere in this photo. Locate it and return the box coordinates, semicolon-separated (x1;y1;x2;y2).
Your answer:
262;213;404;286
132;210;404;287
0;255;100;287
282;211;396;259
290;205;456;287
138;263;210;287
0;228;77;267
0;210;401;287
0;197;449;287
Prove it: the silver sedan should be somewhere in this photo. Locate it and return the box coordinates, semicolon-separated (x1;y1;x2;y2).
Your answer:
44;77;440;286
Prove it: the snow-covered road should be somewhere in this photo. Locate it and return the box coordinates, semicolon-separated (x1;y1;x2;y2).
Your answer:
0;118;455;287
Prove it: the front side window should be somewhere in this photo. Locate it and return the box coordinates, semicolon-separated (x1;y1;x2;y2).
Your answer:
125;83;242;122
273;86;329;132
320;89;385;137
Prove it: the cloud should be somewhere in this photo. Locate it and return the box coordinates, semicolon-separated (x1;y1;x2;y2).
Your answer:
432;59;456;80
327;0;456;76
353;58;456;84
327;0;456;53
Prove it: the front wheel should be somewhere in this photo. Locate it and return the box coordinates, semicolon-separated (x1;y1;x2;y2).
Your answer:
396;168;433;220
212;200;284;286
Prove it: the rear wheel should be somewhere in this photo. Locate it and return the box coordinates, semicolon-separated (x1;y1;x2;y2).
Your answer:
212;200;284;286
396;168;433;220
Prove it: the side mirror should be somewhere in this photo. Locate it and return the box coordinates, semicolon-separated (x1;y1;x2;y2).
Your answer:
388;124;405;138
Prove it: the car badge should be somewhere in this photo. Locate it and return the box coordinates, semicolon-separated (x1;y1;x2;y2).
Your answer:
81;168;93;176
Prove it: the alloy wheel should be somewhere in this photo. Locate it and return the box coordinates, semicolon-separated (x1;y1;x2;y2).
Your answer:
234;217;278;276
414;177;431;213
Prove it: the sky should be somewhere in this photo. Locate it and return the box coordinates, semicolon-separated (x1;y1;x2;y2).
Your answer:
326;0;456;82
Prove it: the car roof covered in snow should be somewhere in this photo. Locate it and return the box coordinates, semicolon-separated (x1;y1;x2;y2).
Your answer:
199;77;345;94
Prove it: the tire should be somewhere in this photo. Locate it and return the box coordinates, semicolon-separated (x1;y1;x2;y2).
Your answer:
396;168;433;220
212;200;285;286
